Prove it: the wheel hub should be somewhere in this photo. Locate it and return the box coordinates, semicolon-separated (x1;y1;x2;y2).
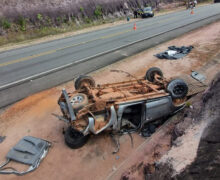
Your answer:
70;95;84;105
173;85;185;95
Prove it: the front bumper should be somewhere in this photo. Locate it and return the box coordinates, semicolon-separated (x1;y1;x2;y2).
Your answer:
142;13;153;17
82;106;117;135
59;89;76;121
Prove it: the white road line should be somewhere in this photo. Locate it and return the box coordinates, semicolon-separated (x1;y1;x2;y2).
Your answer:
0;13;219;90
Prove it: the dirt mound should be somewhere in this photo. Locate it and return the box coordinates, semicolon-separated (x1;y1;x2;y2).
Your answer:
144;72;220;180
176;72;220;180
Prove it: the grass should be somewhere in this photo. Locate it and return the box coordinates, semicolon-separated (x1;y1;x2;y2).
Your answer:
0;17;126;46
185;101;192;107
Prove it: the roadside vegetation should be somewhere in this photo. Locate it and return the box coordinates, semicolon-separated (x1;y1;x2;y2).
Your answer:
0;0;212;46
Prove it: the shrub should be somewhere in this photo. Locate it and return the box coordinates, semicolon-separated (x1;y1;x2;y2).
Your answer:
18;16;26;31
185;101;192;107
94;5;103;18
80;7;85;18
45;16;52;26
56;16;62;24
84;17;92;24
71;16;75;22
37;13;43;21
80;7;84;12
0;18;11;29
63;16;69;23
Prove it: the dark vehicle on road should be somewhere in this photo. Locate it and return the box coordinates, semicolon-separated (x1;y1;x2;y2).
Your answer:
57;67;188;149
137;7;154;18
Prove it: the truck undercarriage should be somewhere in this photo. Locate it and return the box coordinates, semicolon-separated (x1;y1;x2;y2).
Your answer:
57;67;188;149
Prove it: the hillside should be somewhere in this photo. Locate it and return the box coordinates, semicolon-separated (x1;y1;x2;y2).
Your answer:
0;0;209;45
0;0;178;20
1;0;210;25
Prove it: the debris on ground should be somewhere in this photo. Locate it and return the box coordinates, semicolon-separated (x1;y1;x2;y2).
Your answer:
0;136;6;143
191;71;206;83
141;123;157;137
0;136;51;175
155;46;194;60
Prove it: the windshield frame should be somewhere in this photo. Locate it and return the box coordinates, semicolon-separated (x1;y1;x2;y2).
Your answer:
143;7;152;11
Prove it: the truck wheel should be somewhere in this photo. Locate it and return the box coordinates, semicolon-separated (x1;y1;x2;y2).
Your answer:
145;67;163;82
70;93;88;112
64;126;89;149
166;79;188;99
74;75;95;90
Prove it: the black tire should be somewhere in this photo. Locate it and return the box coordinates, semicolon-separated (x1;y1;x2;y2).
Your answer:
145;67;163;82
70;93;88;112
64;126;89;149
166;79;188;99
74;75;95;90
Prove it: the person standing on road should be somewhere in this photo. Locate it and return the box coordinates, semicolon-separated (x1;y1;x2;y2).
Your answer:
134;9;138;18
189;0;193;9
194;0;197;8
155;0;159;9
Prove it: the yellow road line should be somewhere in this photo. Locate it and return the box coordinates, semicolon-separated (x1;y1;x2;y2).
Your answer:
101;30;132;39
57;38;99;51
0;30;132;68
0;16;177;68
0;50;56;67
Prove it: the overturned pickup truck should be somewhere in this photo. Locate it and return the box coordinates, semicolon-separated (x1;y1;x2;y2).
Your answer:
57;67;188;149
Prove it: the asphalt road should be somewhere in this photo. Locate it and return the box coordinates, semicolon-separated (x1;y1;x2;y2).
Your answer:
0;4;220;88
0;4;220;108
